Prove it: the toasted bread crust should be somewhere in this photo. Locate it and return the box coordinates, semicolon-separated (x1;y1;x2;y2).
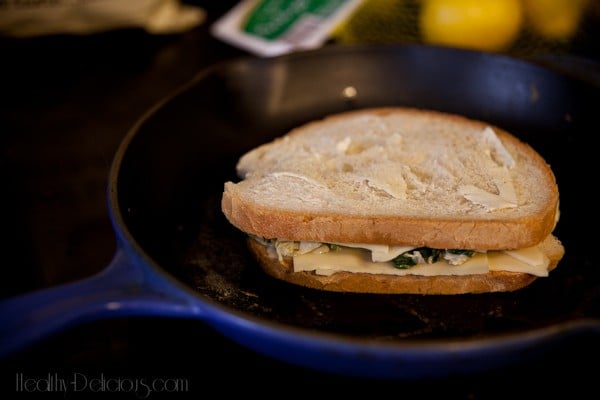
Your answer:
247;235;564;295
222;107;560;250
222;187;557;250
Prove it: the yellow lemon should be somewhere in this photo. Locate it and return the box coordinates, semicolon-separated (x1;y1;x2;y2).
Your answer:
420;0;524;52
523;0;589;40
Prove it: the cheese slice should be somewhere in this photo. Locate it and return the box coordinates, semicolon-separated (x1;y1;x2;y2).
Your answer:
272;238;552;277
488;251;549;277
292;245;551;277
294;247;489;276
503;245;545;266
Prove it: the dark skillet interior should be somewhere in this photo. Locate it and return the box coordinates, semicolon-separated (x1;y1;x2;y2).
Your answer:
117;44;600;341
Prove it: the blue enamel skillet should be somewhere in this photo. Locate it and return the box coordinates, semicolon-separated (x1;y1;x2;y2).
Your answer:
1;44;598;379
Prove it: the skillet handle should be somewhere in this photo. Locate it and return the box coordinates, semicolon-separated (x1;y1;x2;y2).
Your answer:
0;248;203;358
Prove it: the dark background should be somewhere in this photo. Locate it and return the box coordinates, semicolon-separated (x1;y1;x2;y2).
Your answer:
1;1;598;398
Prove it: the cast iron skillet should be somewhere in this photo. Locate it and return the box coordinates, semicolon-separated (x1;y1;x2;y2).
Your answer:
1;44;599;379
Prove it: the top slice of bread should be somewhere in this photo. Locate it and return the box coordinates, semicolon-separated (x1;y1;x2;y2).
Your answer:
222;107;560;250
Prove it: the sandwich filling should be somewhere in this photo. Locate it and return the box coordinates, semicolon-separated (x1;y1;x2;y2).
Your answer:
253;237;551;277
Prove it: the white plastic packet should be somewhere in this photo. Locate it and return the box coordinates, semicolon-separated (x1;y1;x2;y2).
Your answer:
0;0;205;37
211;0;363;57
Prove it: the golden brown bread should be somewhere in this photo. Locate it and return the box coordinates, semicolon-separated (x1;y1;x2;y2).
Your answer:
247;235;565;295
222;107;560;250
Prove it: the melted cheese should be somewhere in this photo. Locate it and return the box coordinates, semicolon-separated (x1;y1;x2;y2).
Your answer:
291;243;550;277
294;247;488;276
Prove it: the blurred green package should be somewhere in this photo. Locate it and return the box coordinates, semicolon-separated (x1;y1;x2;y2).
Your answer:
211;0;364;56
